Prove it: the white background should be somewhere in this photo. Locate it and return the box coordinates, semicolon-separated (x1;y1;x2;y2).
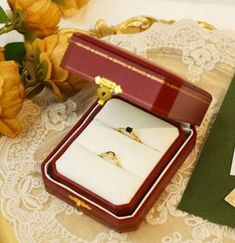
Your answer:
62;0;235;30
1;0;235;45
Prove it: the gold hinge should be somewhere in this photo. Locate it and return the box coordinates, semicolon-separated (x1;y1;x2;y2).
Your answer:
95;76;123;106
68;195;92;210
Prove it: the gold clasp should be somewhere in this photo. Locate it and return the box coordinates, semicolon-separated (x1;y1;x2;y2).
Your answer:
95;76;123;106
68;195;92;210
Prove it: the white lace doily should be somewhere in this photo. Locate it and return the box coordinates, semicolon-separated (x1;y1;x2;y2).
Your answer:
1;19;235;243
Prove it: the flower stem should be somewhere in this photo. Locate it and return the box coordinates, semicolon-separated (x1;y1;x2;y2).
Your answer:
0;23;15;36
26;83;44;98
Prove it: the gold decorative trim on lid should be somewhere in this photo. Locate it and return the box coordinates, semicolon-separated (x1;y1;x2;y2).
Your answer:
73;42;210;105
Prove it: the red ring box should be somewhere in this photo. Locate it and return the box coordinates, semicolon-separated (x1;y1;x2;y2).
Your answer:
41;33;212;232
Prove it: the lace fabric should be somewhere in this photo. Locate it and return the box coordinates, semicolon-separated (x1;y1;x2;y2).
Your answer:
105;19;235;82
1;19;235;243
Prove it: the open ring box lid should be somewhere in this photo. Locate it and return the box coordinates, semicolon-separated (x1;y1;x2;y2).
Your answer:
41;33;212;232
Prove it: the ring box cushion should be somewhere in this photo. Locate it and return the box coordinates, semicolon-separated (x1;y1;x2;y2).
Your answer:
53;98;185;215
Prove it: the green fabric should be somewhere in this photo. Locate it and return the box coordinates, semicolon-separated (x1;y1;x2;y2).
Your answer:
178;76;235;228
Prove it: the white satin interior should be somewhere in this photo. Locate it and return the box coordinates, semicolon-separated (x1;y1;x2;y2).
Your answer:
56;99;180;206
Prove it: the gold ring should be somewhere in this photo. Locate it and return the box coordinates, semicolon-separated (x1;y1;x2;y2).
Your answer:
99;151;122;168
116;127;142;143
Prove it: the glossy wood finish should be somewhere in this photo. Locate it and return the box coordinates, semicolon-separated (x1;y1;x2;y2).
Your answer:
61;33;212;126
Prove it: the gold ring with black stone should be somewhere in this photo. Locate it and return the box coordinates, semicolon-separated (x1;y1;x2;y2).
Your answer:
116;127;142;143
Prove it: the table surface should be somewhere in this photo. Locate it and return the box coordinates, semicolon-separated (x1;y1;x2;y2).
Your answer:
0;1;235;243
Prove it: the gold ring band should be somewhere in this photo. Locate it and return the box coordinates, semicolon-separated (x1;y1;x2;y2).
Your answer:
99;151;122;168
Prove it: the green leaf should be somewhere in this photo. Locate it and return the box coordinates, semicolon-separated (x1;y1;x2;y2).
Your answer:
0;6;10;23
34;47;40;65
4;42;26;64
41;60;48;80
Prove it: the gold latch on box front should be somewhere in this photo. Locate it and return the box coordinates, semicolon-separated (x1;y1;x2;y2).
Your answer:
68;195;92;210
95;76;123;106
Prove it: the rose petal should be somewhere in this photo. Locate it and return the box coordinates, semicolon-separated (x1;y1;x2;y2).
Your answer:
0;118;21;138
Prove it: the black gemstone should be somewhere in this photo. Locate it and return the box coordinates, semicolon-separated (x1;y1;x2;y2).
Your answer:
125;127;133;133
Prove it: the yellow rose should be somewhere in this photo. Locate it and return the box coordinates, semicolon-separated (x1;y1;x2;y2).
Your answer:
55;0;88;17
25;32;84;99
0;48;5;61
0;61;25;138
8;0;61;38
